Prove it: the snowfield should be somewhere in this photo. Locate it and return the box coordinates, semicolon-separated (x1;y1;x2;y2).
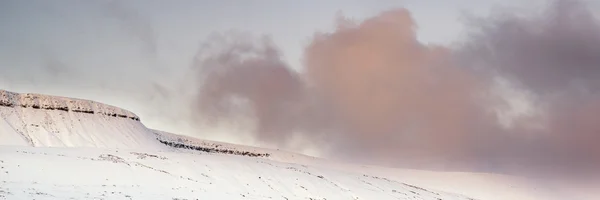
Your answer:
0;146;477;200
0;89;598;200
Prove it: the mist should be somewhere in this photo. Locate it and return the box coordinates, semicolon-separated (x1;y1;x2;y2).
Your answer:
461;0;600;173
191;0;600;174
0;0;174;128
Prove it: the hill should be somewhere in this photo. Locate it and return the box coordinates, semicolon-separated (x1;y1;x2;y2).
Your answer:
0;89;161;149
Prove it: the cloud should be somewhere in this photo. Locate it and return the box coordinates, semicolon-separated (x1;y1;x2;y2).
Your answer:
190;0;600;175
301;8;501;168
462;0;600;93
190;32;310;144
190;10;504;170
461;0;600;174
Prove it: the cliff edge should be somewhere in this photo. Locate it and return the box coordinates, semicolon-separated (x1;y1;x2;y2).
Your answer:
0;89;161;149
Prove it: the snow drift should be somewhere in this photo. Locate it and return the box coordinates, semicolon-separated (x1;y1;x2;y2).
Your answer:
0;89;161;149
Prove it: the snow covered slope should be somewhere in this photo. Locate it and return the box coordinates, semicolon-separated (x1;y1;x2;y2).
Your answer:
1;89;597;200
3;144;597;200
152;131;600;200
0;146;477;200
0;90;161;149
154;130;321;164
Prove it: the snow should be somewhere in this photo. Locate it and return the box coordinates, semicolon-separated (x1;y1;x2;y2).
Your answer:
0;146;475;200
0;117;28;146
0;89;161;149
154;130;320;164
1;89;598;200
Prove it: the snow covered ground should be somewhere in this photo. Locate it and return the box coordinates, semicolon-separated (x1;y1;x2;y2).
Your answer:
0;146;479;200
2;143;597;200
1;89;598;200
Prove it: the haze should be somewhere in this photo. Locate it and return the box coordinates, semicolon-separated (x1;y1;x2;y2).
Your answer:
1;0;600;177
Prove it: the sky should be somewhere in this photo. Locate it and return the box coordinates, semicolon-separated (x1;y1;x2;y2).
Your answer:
0;0;539;138
2;0;600;175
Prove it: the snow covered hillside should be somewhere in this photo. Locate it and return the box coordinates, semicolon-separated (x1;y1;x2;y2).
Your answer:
0;146;480;200
152;131;599;200
0;90;161;149
1;89;597;200
154;130;321;164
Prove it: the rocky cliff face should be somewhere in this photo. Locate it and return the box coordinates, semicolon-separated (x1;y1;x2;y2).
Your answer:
0;90;140;121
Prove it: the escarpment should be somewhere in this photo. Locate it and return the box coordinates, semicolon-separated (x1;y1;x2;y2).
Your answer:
0;89;161;149
0;90;140;121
